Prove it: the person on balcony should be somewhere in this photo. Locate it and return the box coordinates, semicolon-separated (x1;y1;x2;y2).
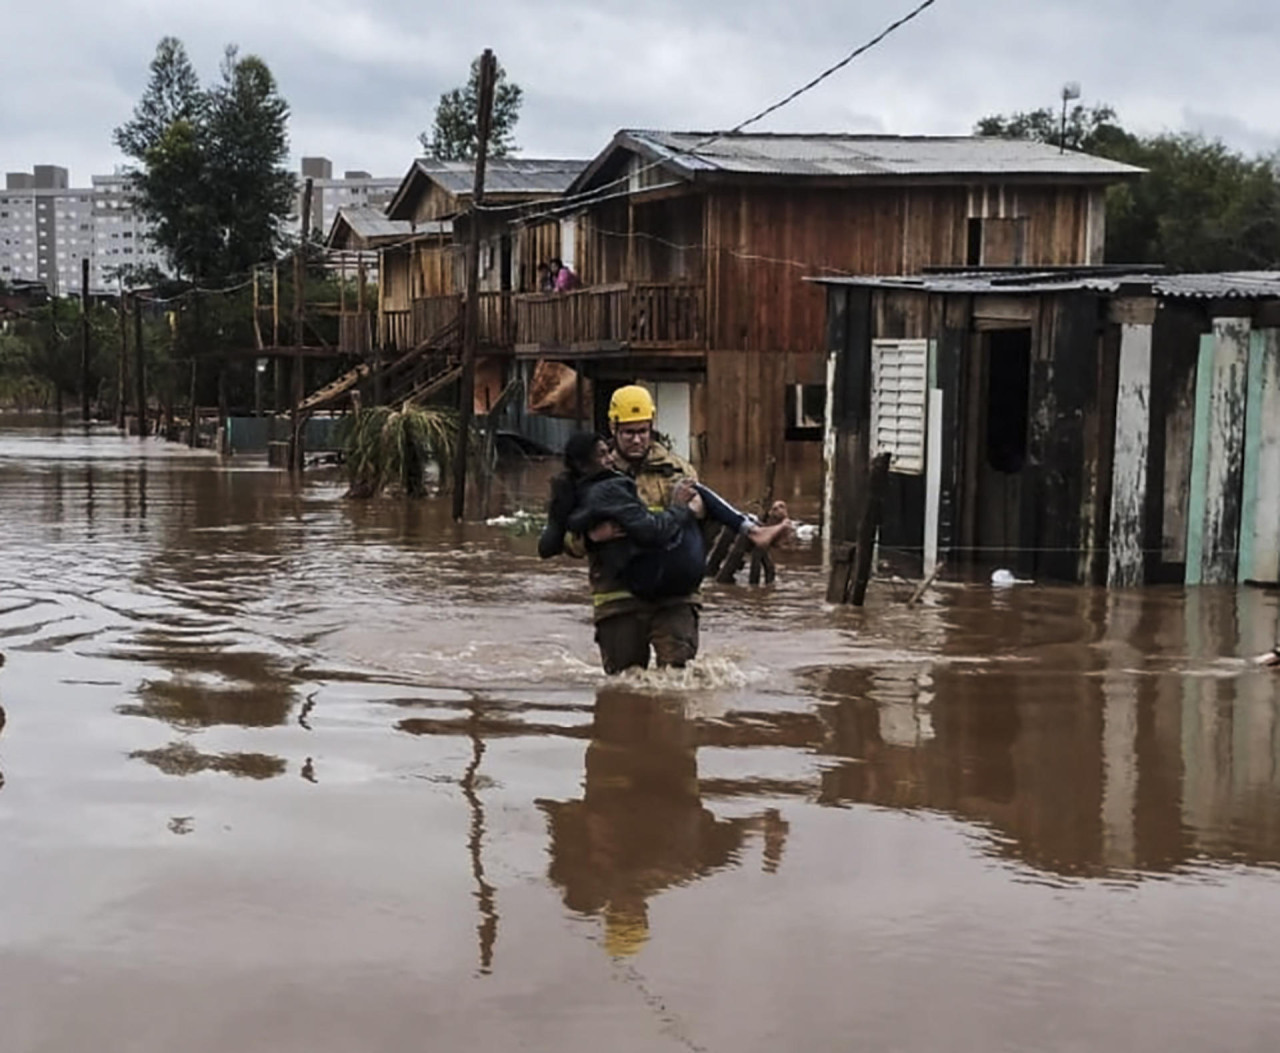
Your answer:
550;257;580;293
537;261;555;293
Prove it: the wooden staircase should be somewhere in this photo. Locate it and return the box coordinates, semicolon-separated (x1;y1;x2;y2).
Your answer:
297;317;462;415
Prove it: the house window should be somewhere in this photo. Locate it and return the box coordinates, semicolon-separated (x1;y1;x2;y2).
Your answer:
870;338;928;474
784;383;826;441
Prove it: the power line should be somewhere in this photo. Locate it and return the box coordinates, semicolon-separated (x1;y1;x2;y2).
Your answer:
474;0;944;223
721;0;940;138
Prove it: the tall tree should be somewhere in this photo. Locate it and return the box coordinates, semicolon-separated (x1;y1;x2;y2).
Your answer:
114;38;295;283
113;36;203;160
975;105;1280;271
419;56;522;161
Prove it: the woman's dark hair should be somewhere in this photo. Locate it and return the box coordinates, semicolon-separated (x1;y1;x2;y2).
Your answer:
563;431;603;475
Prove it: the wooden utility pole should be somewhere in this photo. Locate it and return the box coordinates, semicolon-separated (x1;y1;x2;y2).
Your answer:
116;282;128;430
133;294;148;437
452;48;498;521
80;258;92;421
272;263;283;414
289;177;314;472
188;357;198;448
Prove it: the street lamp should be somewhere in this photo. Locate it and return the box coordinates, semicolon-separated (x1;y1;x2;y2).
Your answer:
255;357;267;418
1060;82;1082;153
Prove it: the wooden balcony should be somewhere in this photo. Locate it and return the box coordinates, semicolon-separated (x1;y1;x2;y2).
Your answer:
380;293;514;353
514;282;705;354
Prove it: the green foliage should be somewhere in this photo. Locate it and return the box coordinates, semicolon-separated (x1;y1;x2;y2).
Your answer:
419;57;523;161
343;405;460;499
114;38;296;283
975;104;1280;271
975;103;1129;153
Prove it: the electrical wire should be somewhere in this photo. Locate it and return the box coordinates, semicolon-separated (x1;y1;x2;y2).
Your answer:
474;0;943;223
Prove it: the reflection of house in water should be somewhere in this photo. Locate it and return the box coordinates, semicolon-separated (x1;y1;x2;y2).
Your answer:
538;688;788;957
810;588;1280;878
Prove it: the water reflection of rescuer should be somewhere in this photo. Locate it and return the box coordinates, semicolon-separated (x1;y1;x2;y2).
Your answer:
539;385;791;675
538;687;788;957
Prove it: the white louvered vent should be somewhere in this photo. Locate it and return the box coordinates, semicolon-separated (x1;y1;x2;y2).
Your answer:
870;339;928;475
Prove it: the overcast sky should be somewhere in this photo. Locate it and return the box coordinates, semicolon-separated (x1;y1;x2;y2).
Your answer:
4;0;1278;185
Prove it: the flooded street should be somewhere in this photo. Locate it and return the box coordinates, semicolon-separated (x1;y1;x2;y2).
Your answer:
4;420;1280;1053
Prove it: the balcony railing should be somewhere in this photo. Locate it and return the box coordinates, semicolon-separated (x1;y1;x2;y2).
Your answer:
380;294;513;352
378;284;704;354
380;310;412;352
514;282;705;351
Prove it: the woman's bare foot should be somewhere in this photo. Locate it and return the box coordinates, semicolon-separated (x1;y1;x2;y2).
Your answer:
1254;647;1280;667
747;518;793;549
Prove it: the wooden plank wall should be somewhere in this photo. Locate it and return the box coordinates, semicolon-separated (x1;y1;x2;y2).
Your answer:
705;183;1102;356
631;195;704;282
1143;303;1203;583
704;346;825;479
1240;328;1280;583
578;201;629;286
1185;318;1251;584
410;182;460;224
1034;293;1104;584
381;247;413;312
412;240;456;299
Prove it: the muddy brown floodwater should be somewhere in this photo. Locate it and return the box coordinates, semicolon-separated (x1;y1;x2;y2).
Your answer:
3;420;1280;1052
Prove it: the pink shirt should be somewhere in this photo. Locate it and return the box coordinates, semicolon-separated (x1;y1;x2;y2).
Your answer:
553;267;580;292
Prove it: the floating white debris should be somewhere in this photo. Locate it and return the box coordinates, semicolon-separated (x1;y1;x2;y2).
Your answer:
485;509;540;528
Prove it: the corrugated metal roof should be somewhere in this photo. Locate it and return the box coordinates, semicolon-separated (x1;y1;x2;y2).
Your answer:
415;158;587;197
810;269;1280;300
623;131;1144;180
334;206;414;241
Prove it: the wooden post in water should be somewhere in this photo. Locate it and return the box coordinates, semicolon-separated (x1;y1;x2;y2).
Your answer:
289;177;313;472
452;48;497;521
132;293;148;437
748;455;779;585
116;280;128;431
716;454;777;585
80;258;92;421
849;452;891;606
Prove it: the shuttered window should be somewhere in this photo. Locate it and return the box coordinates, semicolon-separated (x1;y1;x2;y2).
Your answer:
870;338;928;474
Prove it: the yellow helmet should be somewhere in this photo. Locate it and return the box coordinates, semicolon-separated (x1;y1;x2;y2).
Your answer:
608;384;655;425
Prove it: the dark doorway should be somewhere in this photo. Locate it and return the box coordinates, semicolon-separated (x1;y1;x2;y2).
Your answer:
961;327;1034;571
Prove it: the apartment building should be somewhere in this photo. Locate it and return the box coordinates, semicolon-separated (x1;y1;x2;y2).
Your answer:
0;157;397;295
90;173;167;290
298;157;398;240
0;167;96;297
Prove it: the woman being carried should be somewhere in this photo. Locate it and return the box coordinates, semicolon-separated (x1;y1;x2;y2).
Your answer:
539;432;790;600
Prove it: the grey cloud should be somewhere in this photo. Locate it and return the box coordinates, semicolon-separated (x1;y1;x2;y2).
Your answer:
1;0;1277;186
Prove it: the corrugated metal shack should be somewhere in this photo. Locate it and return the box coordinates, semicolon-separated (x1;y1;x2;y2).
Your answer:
527;131;1140;480
816;269;1280;588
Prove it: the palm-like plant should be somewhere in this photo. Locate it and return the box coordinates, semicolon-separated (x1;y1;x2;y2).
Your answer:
342;403;460;498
